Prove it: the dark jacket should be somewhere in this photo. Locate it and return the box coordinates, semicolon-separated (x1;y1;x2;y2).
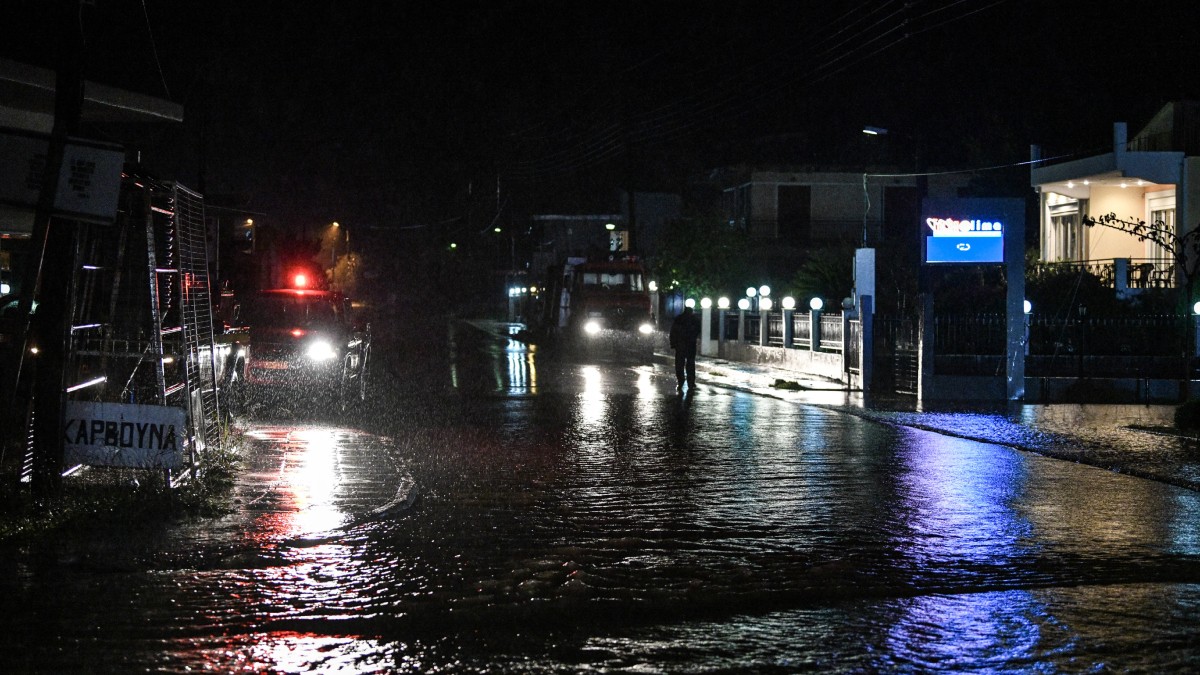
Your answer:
668;308;701;351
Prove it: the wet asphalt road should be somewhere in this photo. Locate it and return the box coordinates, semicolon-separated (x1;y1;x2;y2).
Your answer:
3;321;1200;673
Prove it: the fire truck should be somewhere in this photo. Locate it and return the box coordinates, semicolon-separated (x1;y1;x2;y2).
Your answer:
534;256;655;356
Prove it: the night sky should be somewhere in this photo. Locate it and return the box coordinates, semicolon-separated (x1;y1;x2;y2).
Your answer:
4;1;1197;237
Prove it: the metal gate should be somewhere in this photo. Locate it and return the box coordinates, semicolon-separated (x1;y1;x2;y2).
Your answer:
20;174;221;481
875;315;918;396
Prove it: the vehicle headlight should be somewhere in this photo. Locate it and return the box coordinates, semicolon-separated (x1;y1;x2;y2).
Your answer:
583;320;602;336
638;322;654;335
305;338;338;361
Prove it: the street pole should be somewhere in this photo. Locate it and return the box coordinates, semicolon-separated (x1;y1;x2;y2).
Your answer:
22;0;87;495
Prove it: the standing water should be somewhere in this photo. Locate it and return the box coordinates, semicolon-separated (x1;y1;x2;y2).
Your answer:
3;324;1200;672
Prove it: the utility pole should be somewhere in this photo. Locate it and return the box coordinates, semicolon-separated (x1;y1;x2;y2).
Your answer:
20;0;88;495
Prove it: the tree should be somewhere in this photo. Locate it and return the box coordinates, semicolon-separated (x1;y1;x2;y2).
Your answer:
787;240;856;307
652;215;751;298
1082;212;1200;308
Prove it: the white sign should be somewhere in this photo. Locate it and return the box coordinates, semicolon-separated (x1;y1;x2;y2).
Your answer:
0;130;125;226
63;401;186;469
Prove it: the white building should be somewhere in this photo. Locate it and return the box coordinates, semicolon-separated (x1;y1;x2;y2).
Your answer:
1031;101;1200;288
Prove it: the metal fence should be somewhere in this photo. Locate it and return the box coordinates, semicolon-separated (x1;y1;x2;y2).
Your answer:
932;312;1195;379
935;313;1190;357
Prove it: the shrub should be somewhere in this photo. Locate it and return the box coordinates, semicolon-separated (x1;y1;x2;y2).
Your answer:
1174;399;1200;430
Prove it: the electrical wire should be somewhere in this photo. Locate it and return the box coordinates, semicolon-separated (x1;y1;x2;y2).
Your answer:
140;0;172;99
500;0;1010;183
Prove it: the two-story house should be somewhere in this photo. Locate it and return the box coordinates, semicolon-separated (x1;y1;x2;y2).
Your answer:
1030;101;1200;289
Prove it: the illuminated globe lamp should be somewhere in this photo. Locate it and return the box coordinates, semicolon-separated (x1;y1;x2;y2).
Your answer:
700;297;712;309
648;280;658;292
1024;300;1033;315
809;297;824;311
759;285;771;298
685;298;696;309
759;297;774;311
737;298;751;311
781;296;796;310
717;297;730;310
1194;301;1200;315
745;286;757;298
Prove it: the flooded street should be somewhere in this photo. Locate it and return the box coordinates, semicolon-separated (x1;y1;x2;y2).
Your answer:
4;322;1200;672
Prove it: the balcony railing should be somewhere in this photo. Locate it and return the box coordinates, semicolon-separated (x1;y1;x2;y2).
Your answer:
1032;258;1176;289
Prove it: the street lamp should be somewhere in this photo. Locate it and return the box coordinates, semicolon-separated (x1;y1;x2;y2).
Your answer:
809;297;824;311
759;285;771;298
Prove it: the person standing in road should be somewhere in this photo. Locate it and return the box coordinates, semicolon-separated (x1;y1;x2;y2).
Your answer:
668;306;702;391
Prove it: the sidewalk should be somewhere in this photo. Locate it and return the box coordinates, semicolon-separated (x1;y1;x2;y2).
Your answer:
672;349;1200;493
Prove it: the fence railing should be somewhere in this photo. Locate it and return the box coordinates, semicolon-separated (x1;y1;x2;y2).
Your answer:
933;312;1197;378
1031;258;1176;289
935;313;1190;357
722;309;846;354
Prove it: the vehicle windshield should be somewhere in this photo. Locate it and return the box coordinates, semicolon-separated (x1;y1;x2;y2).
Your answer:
579;271;644;292
247;294;339;327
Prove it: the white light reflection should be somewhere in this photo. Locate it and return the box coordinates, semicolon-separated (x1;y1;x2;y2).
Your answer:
243;426;347;536
579;365;605;426
504;339;536;394
237;632;391;672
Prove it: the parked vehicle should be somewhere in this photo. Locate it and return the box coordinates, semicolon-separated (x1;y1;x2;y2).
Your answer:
240;285;371;405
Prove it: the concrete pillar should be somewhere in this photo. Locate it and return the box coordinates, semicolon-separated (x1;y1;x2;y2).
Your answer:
782;308;794;348
759;309;769;346
918;293;934;403
1114;258;1129;293
701;303;716;357
860;295;874;394
1005;198;1026;401
810;309;821;353
737;309;746;342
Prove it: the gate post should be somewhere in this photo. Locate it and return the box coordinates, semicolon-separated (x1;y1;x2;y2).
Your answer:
860;295;874;394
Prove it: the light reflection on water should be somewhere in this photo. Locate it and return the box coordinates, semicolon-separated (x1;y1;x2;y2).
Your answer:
243;426;348;537
10;333;1200;673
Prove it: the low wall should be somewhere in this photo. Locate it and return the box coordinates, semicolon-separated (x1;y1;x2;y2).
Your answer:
719;341;848;383
919;374;1199;404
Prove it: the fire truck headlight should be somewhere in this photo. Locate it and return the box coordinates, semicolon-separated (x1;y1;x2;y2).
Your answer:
583;320;602;336
305;338;338;361
638;322;654;335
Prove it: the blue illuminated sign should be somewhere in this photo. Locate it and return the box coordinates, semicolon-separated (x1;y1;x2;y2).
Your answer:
923;216;1005;264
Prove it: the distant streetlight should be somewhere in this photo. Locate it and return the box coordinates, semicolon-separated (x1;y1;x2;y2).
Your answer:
781;296;796;310
605;222;616;231
745;286;757;298
863;126;888;136
758;285;771;297
760;297;773;311
809;297;823;311
717;297;730;310
700;297;712;309
685;298;696;309
737;298;750;311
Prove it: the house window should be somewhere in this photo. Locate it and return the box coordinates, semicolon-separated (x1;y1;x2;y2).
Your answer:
777;185;811;242
723;185;750;232
1048;198;1084;261
1146;190;1176;264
